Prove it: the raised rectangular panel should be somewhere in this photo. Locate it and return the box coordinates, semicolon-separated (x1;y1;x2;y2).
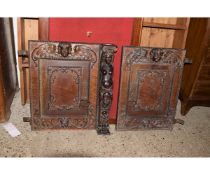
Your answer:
117;46;185;130
29;41;100;130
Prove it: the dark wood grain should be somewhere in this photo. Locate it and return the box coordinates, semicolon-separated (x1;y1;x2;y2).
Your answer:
0;18;18;122
29;41;116;131
117;46;185;130
97;44;117;134
179;18;210;115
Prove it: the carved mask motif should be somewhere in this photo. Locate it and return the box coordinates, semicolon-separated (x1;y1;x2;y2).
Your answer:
58;43;72;57
102;92;112;107
150;48;165;62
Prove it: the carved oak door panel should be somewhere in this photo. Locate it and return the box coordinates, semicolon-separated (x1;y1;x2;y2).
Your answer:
117;47;185;130
29;41;102;130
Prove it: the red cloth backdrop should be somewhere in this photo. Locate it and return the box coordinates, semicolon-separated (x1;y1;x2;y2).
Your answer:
49;18;134;120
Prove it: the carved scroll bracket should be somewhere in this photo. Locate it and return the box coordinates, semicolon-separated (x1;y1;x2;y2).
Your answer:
31;42;97;68
126;47;183;70
97;44;117;135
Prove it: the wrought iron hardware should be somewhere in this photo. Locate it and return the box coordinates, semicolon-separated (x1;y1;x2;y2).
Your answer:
173;119;184;125
23;117;31;123
184;58;192;64
18;50;28;57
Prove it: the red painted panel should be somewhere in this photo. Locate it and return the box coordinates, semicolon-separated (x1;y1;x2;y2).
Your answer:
49;18;134;119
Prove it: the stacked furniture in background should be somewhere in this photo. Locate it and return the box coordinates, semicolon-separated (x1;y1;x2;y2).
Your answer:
179;18;210;115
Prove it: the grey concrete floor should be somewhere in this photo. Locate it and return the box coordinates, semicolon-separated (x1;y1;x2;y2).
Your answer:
0;92;210;157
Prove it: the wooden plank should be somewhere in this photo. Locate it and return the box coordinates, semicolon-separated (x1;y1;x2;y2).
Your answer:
18;18;39;104
143;18;178;25
143;18;188;26
180;18;210;99
24;19;38;49
172;18;190;49
17;18;27;105
140;18;190;49
140;27;175;48
39;18;49;40
143;22;187;30
131;18;143;46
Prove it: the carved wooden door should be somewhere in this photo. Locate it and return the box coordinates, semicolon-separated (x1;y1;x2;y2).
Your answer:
117;47;185;130
29;41;116;131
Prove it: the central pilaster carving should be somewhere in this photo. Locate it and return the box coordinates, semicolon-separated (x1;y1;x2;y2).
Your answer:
97;44;117;135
